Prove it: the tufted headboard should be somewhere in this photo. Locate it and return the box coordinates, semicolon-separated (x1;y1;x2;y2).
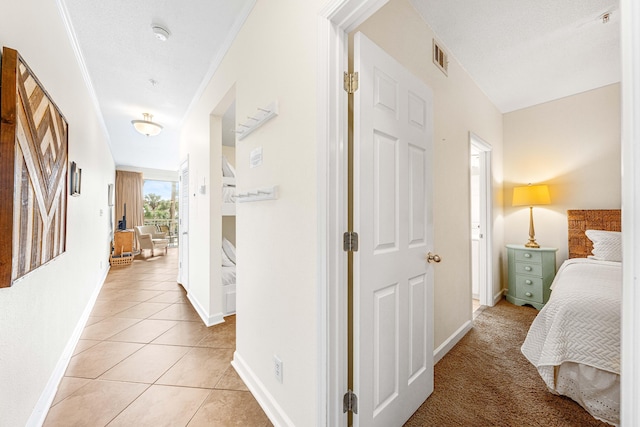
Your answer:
567;209;621;259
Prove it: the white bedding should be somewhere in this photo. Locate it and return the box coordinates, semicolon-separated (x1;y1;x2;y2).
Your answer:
222;265;236;286
521;258;621;425
222;186;236;203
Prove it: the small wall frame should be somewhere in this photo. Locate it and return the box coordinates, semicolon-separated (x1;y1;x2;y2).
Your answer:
70;161;81;196
0;47;69;287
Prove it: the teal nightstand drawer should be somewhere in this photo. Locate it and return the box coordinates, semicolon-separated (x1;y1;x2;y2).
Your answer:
515;250;542;263
506;245;558;310
515;262;542;276
515;275;543;289
515;286;543;304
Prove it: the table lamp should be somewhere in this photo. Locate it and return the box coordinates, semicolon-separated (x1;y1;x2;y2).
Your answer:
512;184;550;248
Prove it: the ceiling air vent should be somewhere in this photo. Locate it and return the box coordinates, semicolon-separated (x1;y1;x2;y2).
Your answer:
432;39;448;76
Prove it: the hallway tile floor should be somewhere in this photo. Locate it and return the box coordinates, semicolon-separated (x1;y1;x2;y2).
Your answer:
44;248;271;427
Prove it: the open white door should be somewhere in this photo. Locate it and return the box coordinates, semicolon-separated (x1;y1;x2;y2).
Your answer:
353;32;435;427
178;158;189;290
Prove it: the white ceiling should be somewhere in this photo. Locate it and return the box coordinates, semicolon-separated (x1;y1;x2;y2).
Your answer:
61;0;253;171
412;0;620;113
61;0;620;172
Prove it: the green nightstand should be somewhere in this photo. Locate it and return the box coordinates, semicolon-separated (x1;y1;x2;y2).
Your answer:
506;244;558;310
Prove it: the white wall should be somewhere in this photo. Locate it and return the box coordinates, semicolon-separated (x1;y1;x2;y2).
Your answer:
179;1;323;424
503;84;621;266
0;1;115;425
355;0;504;348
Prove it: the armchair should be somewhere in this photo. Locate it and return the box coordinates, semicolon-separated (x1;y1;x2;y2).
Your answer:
135;225;169;256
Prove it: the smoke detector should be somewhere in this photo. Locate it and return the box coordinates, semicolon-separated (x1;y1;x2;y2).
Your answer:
151;25;170;41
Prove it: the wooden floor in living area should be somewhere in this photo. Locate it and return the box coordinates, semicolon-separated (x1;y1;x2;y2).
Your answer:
44;248;271;427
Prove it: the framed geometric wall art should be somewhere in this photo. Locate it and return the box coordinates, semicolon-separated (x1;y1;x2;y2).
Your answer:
0;47;69;288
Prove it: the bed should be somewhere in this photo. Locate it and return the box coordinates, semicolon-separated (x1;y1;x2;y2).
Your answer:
222;155;236;216
222;237;237;315
521;209;621;426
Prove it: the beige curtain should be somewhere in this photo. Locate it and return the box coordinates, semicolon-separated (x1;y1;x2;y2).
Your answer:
115;170;144;230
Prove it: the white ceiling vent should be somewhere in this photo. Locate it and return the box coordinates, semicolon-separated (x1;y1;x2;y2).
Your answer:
433;39;448;76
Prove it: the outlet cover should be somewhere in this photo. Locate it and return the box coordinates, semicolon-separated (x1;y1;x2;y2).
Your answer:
273;355;283;383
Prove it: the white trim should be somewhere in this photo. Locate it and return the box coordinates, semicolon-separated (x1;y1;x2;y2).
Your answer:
433;320;472;364
232;352;295;427
186;293;224;327
178;156;189;288
27;267;109;427
493;289;506;306
470;133;494;307
318;2;390;426
54;0;113;159
620;0;640;425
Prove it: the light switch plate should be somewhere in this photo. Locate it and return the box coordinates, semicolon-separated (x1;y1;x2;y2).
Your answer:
250;146;263;168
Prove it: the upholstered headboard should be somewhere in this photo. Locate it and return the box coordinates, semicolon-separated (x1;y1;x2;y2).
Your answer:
567;209;621;258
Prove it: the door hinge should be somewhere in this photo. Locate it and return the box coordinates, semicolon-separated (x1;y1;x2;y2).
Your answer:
343;231;359;252
343;72;359;94
343;390;358;414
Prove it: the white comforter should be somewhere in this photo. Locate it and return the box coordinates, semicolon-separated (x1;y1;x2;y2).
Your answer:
521;258;621;424
522;258;621;377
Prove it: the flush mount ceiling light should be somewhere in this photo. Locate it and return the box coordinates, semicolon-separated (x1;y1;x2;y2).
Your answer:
131;113;163;137
151;25;170;41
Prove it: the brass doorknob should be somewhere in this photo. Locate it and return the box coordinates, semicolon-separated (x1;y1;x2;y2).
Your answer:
426;252;441;263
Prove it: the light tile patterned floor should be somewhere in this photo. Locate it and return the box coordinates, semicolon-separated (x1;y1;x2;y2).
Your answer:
44;248;271;427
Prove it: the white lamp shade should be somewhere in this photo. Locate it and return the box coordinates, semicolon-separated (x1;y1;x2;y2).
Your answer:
132;113;163;136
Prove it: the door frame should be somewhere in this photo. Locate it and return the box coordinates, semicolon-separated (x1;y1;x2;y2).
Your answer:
178;156;189;291
318;1;390;426
469;133;493;307
621;0;640;424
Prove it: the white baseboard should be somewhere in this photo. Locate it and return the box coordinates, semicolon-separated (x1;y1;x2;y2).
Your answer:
433;319;472;364
187;293;224;327
27;266;110;427
232;352;295;427
493;289;506;306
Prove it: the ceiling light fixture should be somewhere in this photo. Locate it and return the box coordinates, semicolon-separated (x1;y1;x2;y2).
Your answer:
131;113;163;137
151;25;170;41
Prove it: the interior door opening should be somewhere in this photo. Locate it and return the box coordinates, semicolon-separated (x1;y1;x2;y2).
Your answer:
221;100;237;317
470;147;481;314
469;133;493;309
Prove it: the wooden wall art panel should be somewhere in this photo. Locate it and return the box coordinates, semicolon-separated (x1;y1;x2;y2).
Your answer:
0;47;68;287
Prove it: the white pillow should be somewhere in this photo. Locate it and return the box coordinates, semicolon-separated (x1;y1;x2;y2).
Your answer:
222;248;234;267
222;155;235;178
222;237;236;265
585;229;622;262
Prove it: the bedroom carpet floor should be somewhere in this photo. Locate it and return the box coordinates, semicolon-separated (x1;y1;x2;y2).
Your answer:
44;248;271;427
404;299;611;427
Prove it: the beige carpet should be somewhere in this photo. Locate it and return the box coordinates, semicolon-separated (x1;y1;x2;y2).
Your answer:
405;299;610;427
